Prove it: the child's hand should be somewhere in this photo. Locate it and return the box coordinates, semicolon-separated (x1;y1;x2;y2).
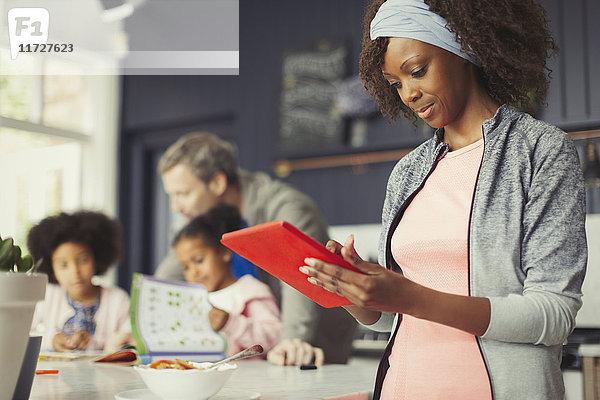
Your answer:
104;332;135;354
208;307;229;331
52;332;75;352
68;330;92;350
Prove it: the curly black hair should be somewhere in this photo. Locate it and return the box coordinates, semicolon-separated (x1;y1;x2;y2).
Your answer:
359;0;558;121
173;204;243;251
27;211;122;284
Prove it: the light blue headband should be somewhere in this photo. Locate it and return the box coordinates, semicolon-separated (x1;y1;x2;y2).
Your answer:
370;0;479;65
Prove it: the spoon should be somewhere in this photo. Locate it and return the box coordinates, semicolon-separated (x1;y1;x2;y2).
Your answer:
204;344;264;371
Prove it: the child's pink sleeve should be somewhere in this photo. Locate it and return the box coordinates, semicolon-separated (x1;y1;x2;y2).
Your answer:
220;296;281;356
30;285;65;352
31;299;58;352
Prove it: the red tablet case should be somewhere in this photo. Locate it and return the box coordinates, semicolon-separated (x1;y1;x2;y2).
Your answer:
221;220;361;308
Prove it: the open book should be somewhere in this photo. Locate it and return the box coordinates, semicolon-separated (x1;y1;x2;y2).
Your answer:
96;274;227;365
94;346;139;365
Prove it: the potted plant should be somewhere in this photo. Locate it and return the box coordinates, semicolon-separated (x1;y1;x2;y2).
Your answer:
0;235;47;400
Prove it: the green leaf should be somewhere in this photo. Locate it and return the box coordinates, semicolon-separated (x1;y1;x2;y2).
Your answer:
21;255;34;274
0;238;15;270
12;246;21;272
27;257;42;275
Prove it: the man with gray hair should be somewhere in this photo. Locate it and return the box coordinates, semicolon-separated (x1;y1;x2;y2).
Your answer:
156;132;356;365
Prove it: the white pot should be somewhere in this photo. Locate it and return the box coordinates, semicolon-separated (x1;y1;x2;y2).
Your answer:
0;272;47;400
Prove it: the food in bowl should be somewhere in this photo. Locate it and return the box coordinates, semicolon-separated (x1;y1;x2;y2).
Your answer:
134;360;237;400
148;359;199;370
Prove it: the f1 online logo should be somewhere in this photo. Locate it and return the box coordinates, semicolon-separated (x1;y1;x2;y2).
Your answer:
7;8;49;60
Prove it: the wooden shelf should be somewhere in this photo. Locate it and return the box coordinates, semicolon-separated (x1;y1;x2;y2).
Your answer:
274;129;600;177
568;129;600;141
274;148;411;177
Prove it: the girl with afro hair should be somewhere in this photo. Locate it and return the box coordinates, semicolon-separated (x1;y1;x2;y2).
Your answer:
28;211;134;353
299;0;586;398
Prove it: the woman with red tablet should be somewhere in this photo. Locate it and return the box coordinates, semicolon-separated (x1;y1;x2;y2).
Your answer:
299;0;587;399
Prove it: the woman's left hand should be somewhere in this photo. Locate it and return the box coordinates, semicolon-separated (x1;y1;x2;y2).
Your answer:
300;235;415;315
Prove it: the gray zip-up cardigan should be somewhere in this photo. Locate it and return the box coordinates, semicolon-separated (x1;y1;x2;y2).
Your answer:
370;105;587;399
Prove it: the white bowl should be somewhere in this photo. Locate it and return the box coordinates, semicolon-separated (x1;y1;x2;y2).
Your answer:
134;362;237;400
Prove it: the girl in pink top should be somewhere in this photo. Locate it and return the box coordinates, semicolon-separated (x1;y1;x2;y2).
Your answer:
173;204;281;357
28;211;133;353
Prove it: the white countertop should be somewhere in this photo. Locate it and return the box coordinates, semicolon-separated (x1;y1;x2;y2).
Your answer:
29;358;379;400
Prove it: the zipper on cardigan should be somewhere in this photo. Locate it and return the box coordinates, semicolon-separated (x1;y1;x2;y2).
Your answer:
467;129;495;399
373;141;449;400
384;142;449;271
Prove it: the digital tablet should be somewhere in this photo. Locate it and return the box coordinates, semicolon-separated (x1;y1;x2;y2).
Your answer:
221;220;362;308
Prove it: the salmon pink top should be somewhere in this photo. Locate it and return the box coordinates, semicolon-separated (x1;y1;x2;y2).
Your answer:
380;138;492;399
